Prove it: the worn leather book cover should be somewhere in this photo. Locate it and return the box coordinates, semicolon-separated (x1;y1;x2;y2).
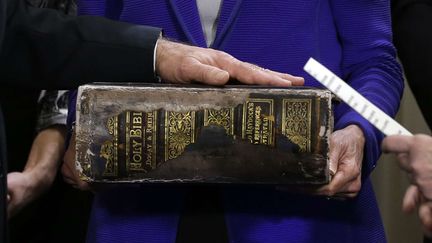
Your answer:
75;84;334;185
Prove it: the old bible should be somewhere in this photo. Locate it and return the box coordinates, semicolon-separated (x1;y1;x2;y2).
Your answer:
75;84;334;184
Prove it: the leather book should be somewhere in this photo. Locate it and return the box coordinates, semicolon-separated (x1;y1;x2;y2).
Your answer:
75;84;334;185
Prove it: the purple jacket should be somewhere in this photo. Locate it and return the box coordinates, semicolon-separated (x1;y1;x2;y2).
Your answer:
72;0;404;242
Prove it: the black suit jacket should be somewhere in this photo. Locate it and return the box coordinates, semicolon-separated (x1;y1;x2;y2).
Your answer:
0;0;162;240
392;0;432;128
0;0;162;88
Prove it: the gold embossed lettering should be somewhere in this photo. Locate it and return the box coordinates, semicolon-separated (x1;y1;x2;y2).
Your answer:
130;129;141;138
145;143;152;166
133;116;142;124
262;117;269;144
132;139;142;163
130;113;142;138
146;112;153;133
246;102;255;142
254;106;262;144
242;99;274;146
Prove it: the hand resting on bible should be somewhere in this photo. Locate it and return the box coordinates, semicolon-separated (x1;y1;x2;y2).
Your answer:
156;39;305;86
62;43;305;190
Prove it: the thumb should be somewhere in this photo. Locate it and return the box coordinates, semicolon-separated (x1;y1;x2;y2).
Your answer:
7;172;21;192
402;185;421;213
419;202;432;235
329;136;341;176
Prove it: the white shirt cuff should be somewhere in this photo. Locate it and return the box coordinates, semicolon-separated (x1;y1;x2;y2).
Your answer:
153;34;162;83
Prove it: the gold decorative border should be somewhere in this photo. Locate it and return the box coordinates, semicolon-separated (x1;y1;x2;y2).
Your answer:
164;111;195;161
113;115;118;175
125;111;131;172
101;115;118;176
204;108;235;135
282;99;312;152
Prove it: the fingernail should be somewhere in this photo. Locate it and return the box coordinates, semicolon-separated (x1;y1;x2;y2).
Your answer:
329;168;336;176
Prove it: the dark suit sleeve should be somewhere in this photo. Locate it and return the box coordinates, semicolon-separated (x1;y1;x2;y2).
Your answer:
392;0;432;128
0;0;162;90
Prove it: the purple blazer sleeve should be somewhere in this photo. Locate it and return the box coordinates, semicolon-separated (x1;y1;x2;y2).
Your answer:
330;0;404;177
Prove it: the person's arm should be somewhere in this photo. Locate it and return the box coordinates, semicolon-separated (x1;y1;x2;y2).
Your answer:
1;0;304;89
7;90;69;218
318;0;404;197
7;125;66;218
1;0;161;89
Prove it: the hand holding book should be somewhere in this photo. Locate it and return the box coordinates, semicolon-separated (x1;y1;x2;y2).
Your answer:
317;124;365;198
62;134;90;191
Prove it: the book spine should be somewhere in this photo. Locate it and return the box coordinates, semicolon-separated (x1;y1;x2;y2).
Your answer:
91;96;317;180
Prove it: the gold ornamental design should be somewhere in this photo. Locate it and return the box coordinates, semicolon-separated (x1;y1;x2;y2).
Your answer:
107;117;116;135
204;108;235;135
100;140;115;175
101;115;118;176
282;99;312;152
165;111;195;161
